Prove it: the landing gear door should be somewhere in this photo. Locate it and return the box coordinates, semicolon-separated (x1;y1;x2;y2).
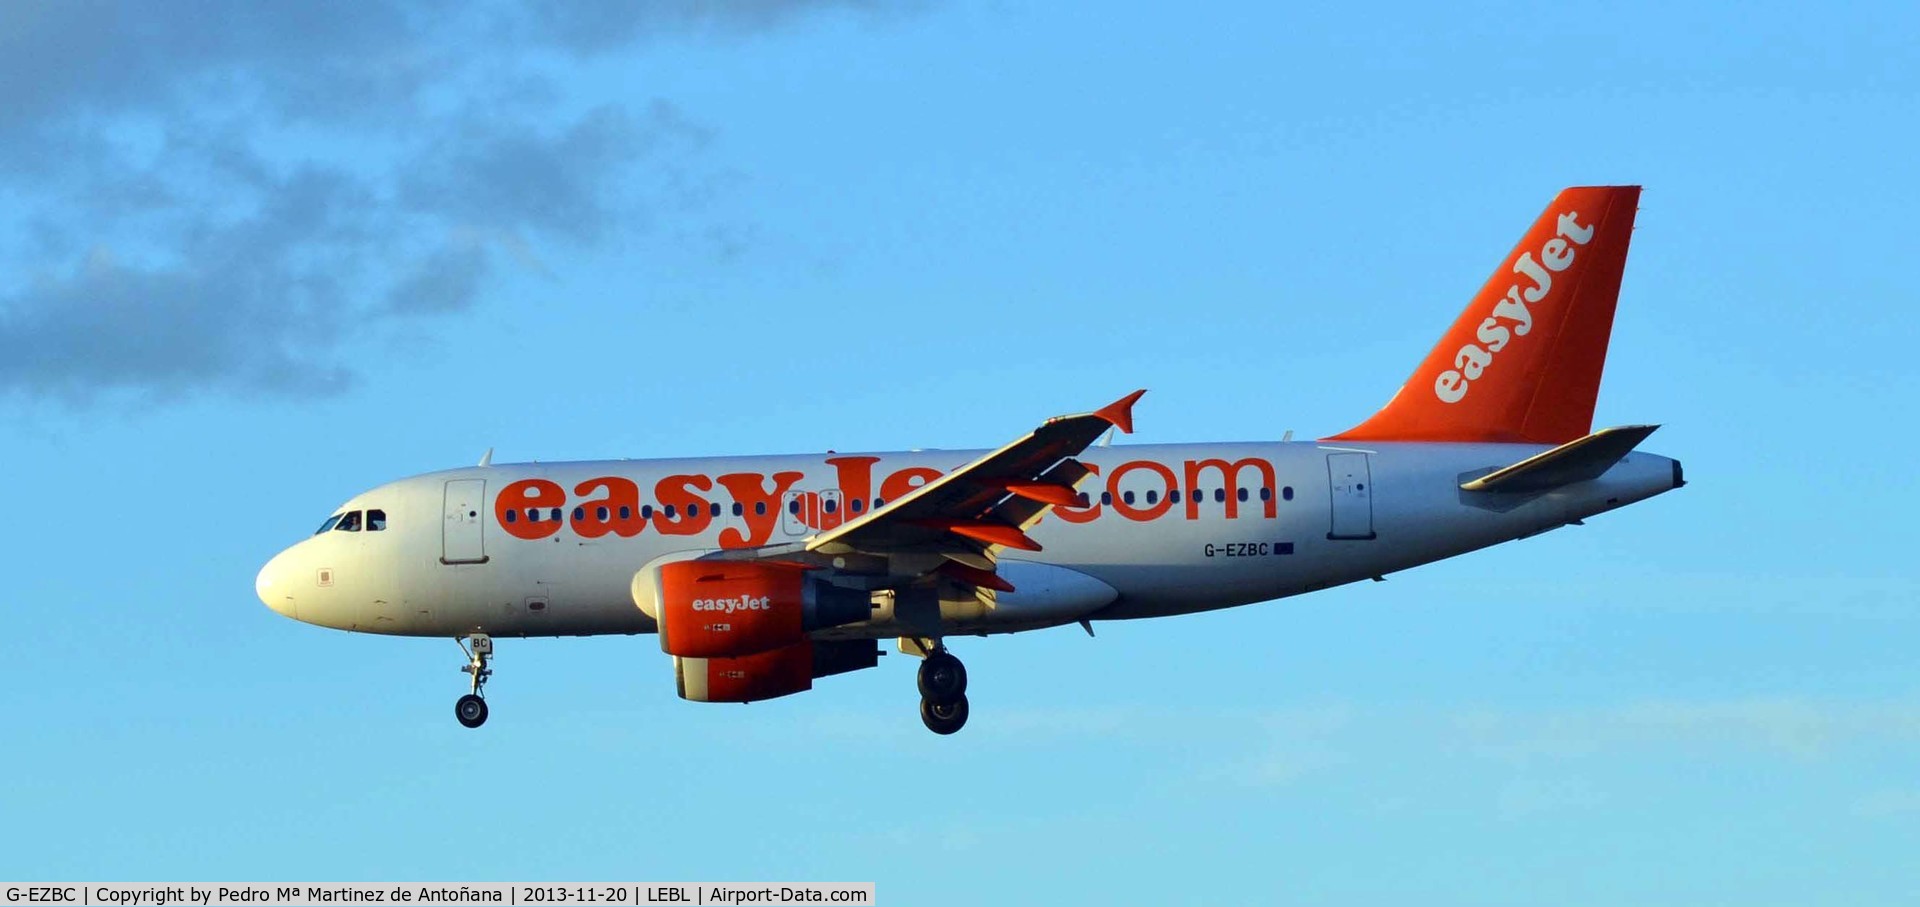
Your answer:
442;479;489;564
1326;453;1376;540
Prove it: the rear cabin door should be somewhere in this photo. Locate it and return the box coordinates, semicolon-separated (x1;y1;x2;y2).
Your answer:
1326;453;1376;540
442;479;489;564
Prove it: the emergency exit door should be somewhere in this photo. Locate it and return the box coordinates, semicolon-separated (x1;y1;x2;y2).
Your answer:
442;479;489;564
1326;453;1376;540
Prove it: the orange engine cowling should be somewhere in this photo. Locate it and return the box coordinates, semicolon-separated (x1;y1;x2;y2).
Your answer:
675;639;880;703
654;560;870;659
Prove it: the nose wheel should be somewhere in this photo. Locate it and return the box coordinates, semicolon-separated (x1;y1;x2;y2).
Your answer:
455;634;492;728
916;646;969;735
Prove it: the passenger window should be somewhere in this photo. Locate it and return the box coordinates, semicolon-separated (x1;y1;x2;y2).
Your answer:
1123;491;1136;505
665;505;677;518
597;506;610;521
1237;488;1249;502
824;498;838;514
731;502;743;517
642;505;654;519
314;514;343;535
619;506;631;520
572;507;585;523
710;502;722;517
1283;486;1295;501
873;498;885;509
788;500;800;515
335;511;362;532
504;510;518;524
549;508;562;522
1213;488;1226;503
1259;487;1272;501
755;502;767;516
850;499;863;513
1170;490;1181;504
527;509;540;522
1101;492;1112;506
367;509;387;531
1144;490;1157;505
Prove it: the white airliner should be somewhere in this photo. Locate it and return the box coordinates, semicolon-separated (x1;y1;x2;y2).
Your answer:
258;186;1683;734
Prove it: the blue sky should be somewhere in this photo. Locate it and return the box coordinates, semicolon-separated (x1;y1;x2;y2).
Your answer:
4;1;1917;902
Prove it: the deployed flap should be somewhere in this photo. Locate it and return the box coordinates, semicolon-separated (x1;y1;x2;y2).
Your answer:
1461;424;1659;493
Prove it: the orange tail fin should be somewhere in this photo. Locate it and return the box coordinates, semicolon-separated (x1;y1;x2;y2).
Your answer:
1327;186;1641;445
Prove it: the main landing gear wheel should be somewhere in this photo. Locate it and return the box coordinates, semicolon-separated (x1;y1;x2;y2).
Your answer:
920;695;970;735
455;633;493;729
455;694;489;728
917;650;968;704
914;644;970;734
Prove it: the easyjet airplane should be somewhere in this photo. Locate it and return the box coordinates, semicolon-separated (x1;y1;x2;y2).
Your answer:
257;185;1682;734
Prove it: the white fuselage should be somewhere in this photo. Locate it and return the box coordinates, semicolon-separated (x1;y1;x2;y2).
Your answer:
255;440;1681;639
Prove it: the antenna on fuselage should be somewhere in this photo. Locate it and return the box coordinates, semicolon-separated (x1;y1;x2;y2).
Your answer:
478;447;494;467
1282;430;1293;442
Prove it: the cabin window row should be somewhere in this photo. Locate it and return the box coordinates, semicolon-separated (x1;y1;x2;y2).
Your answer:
1091;486;1296;507
502;497;897;524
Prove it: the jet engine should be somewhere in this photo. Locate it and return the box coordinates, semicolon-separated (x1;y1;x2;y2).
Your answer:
675;639;881;703
647;560;871;658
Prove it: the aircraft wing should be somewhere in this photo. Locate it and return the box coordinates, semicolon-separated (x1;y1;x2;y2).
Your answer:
803;390;1146;579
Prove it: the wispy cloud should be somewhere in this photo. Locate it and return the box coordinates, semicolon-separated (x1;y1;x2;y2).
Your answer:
0;0;905;404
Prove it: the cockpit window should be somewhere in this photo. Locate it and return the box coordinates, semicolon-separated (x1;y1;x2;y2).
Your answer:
314;514;343;535
367;509;387;531
335;510;363;532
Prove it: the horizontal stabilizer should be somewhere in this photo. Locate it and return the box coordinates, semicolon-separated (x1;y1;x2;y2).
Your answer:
1461;424;1659;493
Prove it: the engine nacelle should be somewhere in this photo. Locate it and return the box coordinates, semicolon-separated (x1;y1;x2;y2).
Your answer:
648;560;871;658
675;639;880;703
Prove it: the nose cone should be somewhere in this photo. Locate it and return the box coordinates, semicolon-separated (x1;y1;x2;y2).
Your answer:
257;550;297;619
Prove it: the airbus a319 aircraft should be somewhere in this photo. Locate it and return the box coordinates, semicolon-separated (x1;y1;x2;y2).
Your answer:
258;186;1683;735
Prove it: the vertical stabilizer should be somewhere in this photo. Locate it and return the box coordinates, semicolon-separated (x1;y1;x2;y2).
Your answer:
1328;186;1641;445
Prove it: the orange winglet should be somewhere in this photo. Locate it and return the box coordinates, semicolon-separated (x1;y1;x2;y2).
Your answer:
1001;481;1081;507
1093;389;1147;434
939;561;1016;593
911;519;1043;551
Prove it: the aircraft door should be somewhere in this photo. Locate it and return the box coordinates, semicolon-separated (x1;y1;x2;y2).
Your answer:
1326;453;1376;540
818;488;844;530
442;479;489;564
780;490;807;536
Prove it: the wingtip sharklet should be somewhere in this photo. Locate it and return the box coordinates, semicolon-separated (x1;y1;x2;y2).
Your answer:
1094;389;1147;434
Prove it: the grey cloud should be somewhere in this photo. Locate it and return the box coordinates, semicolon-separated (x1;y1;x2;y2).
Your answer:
399;103;706;244
386;243;491;316
0;0;907;404
525;0;921;54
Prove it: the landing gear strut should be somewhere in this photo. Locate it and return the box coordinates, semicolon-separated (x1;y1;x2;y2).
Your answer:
455;634;492;729
916;645;969;735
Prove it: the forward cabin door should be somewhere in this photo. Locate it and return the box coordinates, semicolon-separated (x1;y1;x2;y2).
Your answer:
1326;453;1376;540
442;479;489;564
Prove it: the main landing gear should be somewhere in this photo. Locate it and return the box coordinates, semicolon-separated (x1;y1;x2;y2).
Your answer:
916;646;969;735
455;633;492;729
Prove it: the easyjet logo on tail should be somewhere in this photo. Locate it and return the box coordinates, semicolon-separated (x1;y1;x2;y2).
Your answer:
1434;210;1595;404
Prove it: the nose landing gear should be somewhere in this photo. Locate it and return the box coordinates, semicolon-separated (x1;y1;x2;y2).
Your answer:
455;634;492;729
916;646;969;735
